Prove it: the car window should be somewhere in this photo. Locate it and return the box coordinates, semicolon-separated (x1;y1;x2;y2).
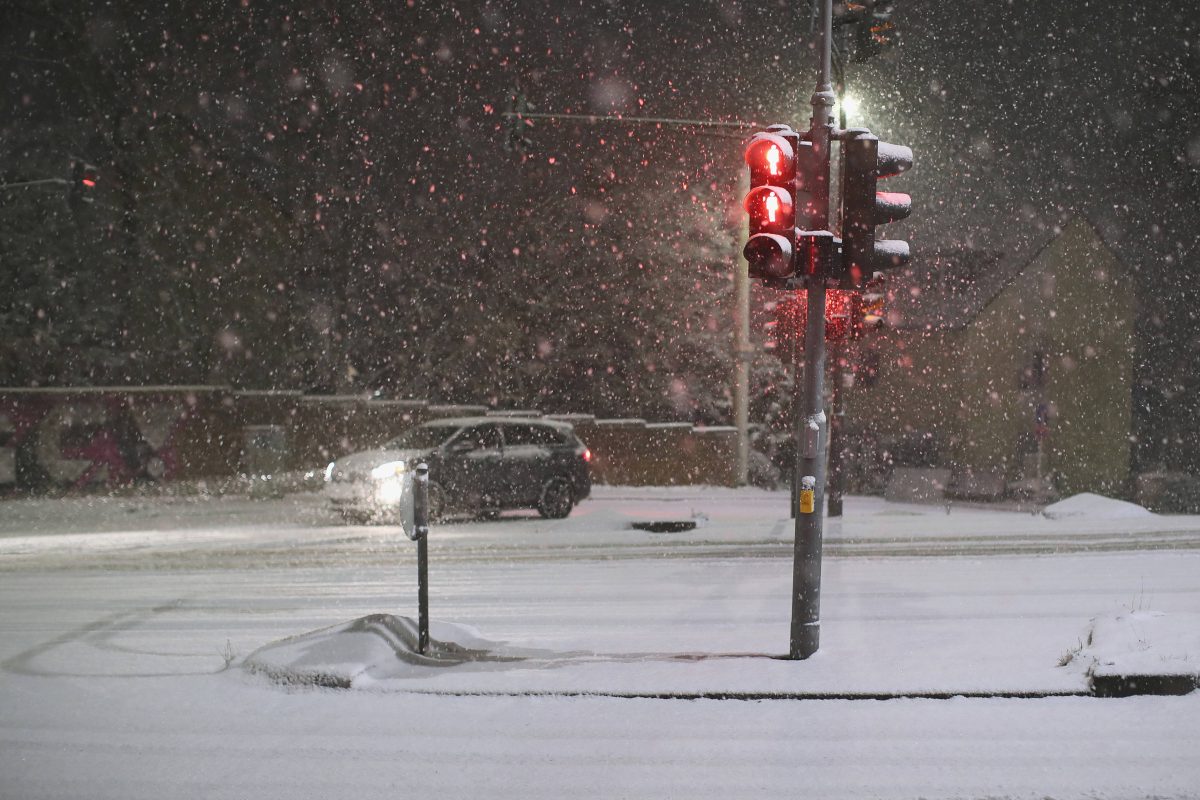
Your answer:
384;424;457;450
451;424;502;451
502;424;558;447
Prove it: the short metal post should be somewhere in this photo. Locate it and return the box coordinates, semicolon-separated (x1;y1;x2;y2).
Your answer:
413;462;431;655
827;343;845;517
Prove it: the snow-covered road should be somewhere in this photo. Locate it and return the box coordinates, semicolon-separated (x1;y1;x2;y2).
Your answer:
1;487;1198;798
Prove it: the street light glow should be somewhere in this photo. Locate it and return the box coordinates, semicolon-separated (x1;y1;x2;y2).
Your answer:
838;94;860;121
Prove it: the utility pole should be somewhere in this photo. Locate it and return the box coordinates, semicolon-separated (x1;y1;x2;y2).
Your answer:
789;0;837;661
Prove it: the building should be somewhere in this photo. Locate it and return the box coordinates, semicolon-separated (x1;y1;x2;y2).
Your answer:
846;218;1135;500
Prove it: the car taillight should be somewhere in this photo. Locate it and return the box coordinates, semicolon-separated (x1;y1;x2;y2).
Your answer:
582;448;592;463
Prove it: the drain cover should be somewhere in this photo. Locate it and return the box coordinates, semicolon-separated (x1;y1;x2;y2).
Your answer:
630;520;697;533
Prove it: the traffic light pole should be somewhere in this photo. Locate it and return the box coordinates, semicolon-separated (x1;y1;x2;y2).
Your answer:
790;0;837;661
827;75;850;520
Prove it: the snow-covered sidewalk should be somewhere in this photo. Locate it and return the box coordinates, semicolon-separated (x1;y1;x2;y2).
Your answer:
2;487;1198;798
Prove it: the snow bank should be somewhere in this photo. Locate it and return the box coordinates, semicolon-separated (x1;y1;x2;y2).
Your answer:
244;614;553;688
1042;492;1154;520
1081;611;1200;679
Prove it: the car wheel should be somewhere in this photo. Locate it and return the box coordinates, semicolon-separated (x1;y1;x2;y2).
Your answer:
426;481;446;522
537;477;574;519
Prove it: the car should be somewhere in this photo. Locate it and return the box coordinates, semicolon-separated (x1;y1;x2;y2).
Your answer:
323;416;592;523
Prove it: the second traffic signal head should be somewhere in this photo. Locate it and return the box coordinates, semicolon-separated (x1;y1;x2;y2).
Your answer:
67;159;99;213
839;128;912;287
850;1;900;63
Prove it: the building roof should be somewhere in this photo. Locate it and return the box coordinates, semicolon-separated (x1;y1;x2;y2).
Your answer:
883;226;1063;332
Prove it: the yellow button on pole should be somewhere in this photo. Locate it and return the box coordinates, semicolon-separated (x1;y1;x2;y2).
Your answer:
800;475;816;515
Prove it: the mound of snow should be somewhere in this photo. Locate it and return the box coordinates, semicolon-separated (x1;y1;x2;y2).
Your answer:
1042;492;1153;520
243;614;554;688
1075;611;1200;680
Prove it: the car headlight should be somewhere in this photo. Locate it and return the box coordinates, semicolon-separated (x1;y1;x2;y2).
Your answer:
375;478;405;505
370;460;407;480
323;462;336;482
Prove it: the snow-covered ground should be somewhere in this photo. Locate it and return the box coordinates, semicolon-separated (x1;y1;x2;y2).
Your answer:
1;486;1198;799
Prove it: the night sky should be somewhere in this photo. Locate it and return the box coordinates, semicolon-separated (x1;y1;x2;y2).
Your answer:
1;0;1197;429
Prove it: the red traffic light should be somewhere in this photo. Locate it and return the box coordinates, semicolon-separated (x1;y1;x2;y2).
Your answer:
67;160;99;212
745;132;797;183
744;186;795;231
744;125;808;283
772;289;863;347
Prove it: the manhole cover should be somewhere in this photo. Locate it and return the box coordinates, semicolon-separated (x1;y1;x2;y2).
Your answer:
630;520;697;533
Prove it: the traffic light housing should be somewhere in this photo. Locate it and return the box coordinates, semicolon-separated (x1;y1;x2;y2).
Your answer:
743;125;819;284
853;274;887;338
839;128;911;287
67;160;98;212
768;289;861;352
744;127;798;281
503;90;533;153
840;1;900;64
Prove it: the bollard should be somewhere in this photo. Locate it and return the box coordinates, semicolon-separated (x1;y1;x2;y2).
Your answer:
413;463;430;654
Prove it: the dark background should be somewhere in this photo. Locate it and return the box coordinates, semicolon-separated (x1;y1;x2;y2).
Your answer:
2;1;1197;466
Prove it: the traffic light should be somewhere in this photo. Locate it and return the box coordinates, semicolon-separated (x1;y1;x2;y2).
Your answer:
503;91;533;153
744;125;817;284
853;274;887;338
762;299;783;353
67;160;98;212
844;1;900;63
839;128;911;287
768;289;861;351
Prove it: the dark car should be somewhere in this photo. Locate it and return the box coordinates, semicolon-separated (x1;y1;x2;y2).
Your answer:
323;417;592;522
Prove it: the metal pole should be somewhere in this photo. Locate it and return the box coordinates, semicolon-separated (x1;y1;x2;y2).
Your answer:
827;345;845;517
790;321;803;519
735;169;752;486
0;178;68;191
826;36;849;519
414;462;431;655
790;0;836;661
500;110;757;130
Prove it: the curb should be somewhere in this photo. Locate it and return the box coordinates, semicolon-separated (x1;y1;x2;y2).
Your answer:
1089;673;1200;698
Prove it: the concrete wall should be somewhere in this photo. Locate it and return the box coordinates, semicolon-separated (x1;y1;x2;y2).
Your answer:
0;387;737;490
569;419;736;486
249;400;738;487
0;386;239;489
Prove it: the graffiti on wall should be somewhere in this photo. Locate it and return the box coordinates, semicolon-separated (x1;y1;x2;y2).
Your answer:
0;395;190;490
